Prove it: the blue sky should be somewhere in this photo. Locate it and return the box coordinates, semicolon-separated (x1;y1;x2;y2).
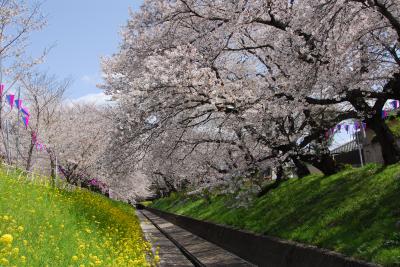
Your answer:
28;0;144;101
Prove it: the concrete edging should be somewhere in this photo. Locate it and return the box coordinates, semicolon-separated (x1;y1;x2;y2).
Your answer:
137;205;380;267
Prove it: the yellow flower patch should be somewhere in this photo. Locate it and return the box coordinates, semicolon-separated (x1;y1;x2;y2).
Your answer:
0;167;155;266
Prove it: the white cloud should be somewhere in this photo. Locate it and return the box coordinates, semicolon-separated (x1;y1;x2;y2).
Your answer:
66;93;112;106
81;74;100;86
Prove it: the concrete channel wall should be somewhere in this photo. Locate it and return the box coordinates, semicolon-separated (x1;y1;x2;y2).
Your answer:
137;205;380;267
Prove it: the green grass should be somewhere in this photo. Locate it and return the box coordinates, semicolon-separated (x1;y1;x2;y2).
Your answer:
0;166;155;267
388;116;400;138
141;201;153;207
151;164;400;266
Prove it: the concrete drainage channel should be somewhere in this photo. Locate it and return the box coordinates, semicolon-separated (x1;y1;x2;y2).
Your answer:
137;205;380;267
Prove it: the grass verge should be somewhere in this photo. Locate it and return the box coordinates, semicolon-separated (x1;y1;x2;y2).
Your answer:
151;164;400;266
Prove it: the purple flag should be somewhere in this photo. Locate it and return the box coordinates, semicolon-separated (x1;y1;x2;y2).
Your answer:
15;99;22;110
21;107;30;116
36;143;42;151
391;100;397;109
22;115;29;129
345;125;350;133
336;124;342;132
6;94;14;109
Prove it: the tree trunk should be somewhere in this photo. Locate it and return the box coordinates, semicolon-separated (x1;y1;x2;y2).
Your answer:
25;143;35;171
291;156;311;178
314;154;339;175
300;153;339;176
275;165;284;183
48;149;57;186
367;116;400;165
257;165;284;197
50;157;56;186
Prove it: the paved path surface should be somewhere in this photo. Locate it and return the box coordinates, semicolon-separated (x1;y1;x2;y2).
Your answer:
138;210;255;267
137;211;193;266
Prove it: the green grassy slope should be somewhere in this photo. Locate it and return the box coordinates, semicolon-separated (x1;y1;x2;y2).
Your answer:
0;167;155;267
151;164;400;266
388;116;400;138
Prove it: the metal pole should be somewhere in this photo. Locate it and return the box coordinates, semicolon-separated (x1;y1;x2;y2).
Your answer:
55;155;58;180
361;120;366;139
15;87;21;165
5;119;10;163
355;123;364;167
0;40;5;163
0;48;2;85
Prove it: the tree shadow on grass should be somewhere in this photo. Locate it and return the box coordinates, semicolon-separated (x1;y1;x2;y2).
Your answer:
245;164;400;263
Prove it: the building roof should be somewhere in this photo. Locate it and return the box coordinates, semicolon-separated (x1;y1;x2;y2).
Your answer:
331;139;360;154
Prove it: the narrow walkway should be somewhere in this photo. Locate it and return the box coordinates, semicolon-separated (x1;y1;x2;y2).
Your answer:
138;210;255;267
137;211;193;266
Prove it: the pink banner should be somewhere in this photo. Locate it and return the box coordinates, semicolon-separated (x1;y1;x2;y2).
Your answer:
22;115;29;129
6;94;14;109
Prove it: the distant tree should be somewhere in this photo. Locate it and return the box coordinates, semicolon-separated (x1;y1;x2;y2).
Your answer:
19;72;68;174
50;103;111;182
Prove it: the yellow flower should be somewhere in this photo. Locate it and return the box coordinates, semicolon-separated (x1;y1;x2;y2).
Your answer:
12;247;19;255
3;215;9;221
17;226;24;232
0;258;9;266
72;255;79;261
23;240;28;245
0;234;13;244
154;255;160;263
20;256;26;262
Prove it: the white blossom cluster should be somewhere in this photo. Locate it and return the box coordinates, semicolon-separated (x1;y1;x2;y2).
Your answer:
100;0;400;198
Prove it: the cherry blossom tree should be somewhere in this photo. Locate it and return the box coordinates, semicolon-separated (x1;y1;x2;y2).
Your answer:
281;0;400;164
101;0;400;198
0;1;47;162
49;103;111;183
0;0;47;129
19;72;68;172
